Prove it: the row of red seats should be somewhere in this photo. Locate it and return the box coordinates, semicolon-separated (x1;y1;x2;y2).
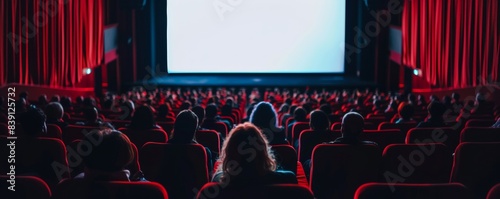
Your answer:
2;143;500;198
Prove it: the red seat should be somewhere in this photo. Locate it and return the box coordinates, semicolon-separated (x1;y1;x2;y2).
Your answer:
450;142;500;199
140;143;209;199
0;137;69;190
460;127;500;143
214;121;229;137
406;127;459;152
0;175;51;199
465;119;496;127
359;129;404;150
271;144;298;174
157;122;174;137
309;144;381;199
62;125;101;144
196;182;313;199
298;130;341;163
354;182;470;199
196;130;221;156
381;143;452;183
119;127;168;148
46;124;63;139
378;122;417;135
220;116;235;125
291;122;310;143
53;178;168;199
487;183;500;199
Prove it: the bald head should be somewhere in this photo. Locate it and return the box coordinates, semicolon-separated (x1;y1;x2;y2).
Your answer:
341;112;364;138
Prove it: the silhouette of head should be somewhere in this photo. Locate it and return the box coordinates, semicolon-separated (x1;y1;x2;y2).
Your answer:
293;107;307;122
398;103;414;120
310;110;330;131
83;129;134;172
341;112;364;138
205;103;218;119
319;104;333;115
83;107;99;123
130;105;156;129
191;106;205;126
427;101;446;119
45;102;64;121
180;101;192;111
172;110;198;143
249;101;278;129
20;105;47;136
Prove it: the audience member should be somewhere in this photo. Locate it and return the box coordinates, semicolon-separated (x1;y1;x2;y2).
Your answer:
250;102;288;145
78;129;138;181
77;107;115;129
286;107;307;140
45;102;68;129
394;103;415;124
20;105;47;136
128;105;160;130
299;110;333;161
417;101;447;128
330;112;377;145
212;122;297;185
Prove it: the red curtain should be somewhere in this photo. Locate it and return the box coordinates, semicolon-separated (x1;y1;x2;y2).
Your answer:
402;0;499;88
1;0;104;87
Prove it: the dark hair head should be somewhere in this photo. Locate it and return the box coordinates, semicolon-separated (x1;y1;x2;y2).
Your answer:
310;110;330;131
50;95;60;102
38;95;48;106
249;101;278;129
443;96;452;105
319;104;332;115
20;105;47;136
452;93;460;101
45;102;64;120
289;105;298;114
83;97;96;107
83;107;99;122
285;98;293;105
205;103;218;119
157;104;170;118
293;107;307;122
278;104;290;113
341;112;364;138
83;129;134;172
398;103;414;120
130;105;156;129
180;101;192;111
60;96;72;110
427;101;446;118
172;110;198;143
191;106;205;126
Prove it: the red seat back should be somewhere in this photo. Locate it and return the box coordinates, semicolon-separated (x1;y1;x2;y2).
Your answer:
0;175;51;199
298;130;341;162
309;144;381;199
140;143;209;199
291;122;309;142
62;125;101;144
196;182;313;199
465;119;496;127
270;144;297;174
157;122;174;138
378;122;417;135
53;179;168;199
196;130;221;156
359;129;404;150
460;127;500;143
354;183;470;199
381;143;452;183
406;127;459;152
451;142;500;199
119;127;168;148
487;184;500;199
0;137;69;190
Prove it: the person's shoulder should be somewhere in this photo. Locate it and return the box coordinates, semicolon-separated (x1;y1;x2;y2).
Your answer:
269;170;297;183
